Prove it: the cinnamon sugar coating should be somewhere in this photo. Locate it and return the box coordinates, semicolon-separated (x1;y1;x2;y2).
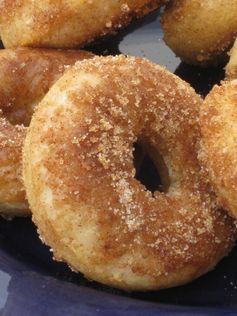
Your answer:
0;0;166;49
161;0;237;67
0;48;93;217
200;80;237;219
23;56;236;291
0;115;27;216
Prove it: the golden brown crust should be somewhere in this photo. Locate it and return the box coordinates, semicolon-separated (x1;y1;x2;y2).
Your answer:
200;80;237;219
0;48;94;126
161;0;237;67
226;39;237;80
0;0;166;49
23;55;236;291
0;48;93;217
0;115;27;216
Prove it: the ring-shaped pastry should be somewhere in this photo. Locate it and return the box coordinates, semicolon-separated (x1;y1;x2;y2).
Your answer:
200;80;237;219
0;48;93;217
23;56;236;291
0;0;166;49
161;0;237;67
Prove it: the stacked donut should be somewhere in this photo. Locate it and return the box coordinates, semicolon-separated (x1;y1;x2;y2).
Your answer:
0;1;237;292
161;0;237;69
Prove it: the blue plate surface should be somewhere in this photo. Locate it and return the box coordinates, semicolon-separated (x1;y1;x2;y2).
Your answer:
0;9;236;316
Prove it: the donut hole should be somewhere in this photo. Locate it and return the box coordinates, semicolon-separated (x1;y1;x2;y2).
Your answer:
1;106;33;127
133;142;170;194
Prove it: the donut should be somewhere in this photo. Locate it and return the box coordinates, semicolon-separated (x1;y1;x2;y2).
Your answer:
226;39;237;80
23;55;236;291
0;48;94;126
161;0;237;67
0;115;27;216
0;48;93;217
0;0;166;49
200;80;237;219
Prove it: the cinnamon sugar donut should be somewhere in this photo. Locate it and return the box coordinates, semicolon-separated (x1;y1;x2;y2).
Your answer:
200;80;237;219
226;39;237;80
0;116;27;216
0;48;93;217
0;0;166;49
161;0;237;66
23;56;236;291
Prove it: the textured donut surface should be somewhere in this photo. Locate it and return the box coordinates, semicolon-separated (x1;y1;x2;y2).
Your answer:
0;116;27;216
0;0;166;49
226;39;237;80
23;56;236;291
200;80;237;219
0;48;93;217
161;0;237;66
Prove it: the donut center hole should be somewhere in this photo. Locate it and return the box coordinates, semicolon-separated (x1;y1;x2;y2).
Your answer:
1;107;32;127
133;143;170;194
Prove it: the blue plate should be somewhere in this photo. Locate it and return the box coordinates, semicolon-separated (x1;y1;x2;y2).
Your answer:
0;9;236;316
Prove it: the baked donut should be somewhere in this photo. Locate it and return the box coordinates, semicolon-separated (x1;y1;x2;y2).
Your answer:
0;0;166;49
23;55;236;291
0;116;27;216
161;0;237;67
200;80;237;219
0;48;93;217
226;39;237;80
